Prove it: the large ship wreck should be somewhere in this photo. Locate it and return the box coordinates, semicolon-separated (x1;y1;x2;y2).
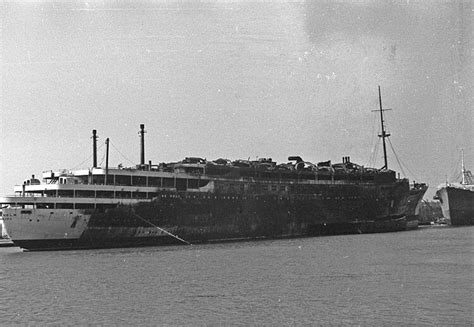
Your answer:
1;89;414;251
0;143;409;250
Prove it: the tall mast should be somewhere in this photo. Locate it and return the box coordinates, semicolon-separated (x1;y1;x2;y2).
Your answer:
377;86;391;170
105;138;110;185
461;148;466;184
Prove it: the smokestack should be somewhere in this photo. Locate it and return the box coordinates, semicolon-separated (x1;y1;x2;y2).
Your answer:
92;129;98;168
139;124;146;166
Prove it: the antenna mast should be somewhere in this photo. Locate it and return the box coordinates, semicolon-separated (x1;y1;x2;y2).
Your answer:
105;138;110;185
375;86;391;170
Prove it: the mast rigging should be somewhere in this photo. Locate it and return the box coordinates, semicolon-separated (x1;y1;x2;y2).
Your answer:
372;86;391;170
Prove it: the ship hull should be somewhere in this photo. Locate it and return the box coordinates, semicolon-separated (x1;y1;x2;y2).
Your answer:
436;186;474;226
10;218;407;252
14;218;408;252
3;181;409;251
13;235;180;251
405;185;428;230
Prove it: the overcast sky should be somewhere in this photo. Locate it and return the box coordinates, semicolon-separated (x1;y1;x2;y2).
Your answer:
1;0;472;199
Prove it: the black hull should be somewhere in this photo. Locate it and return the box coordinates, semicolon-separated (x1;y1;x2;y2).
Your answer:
448;187;474;226
307;217;407;235
404;184;428;230
14;236;182;251
14;217;407;251
405;218;419;230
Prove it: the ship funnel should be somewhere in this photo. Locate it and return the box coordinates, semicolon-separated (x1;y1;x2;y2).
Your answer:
92;129;98;168
139;124;146;166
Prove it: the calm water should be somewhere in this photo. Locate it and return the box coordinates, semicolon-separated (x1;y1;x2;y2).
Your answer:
1;226;472;326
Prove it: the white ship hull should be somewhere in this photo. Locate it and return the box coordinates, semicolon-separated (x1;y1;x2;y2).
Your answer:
3;208;89;241
2;207;174;250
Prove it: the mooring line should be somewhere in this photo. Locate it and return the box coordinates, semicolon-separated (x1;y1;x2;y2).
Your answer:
131;212;192;245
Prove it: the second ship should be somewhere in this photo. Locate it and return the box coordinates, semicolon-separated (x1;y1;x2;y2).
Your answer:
435;151;474;226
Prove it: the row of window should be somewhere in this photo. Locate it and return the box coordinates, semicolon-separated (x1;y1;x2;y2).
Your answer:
19;192;365;210
88;175;210;189
33;203;119;210
218;184;288;192
78;173;375;187
47;190;156;199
